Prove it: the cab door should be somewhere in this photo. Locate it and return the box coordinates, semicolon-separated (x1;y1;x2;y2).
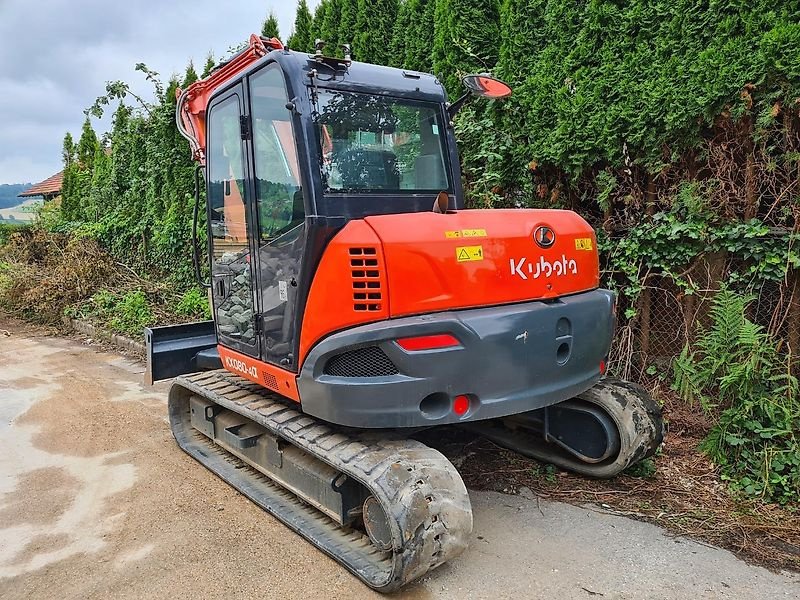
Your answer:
248;63;306;370
206;84;260;358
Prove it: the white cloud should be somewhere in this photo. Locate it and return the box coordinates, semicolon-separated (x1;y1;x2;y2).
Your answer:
0;0;317;184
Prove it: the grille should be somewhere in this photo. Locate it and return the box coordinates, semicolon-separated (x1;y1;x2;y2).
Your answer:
262;371;278;391
349;247;382;312
323;346;399;378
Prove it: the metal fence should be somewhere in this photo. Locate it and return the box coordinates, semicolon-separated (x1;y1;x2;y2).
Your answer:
608;266;800;381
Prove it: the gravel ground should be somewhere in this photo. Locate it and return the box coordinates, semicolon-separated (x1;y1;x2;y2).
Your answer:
1;318;798;599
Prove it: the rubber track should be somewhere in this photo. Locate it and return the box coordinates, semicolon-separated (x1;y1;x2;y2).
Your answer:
168;370;472;592
470;377;665;478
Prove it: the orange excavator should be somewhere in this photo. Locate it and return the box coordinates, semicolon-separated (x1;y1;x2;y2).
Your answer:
145;35;663;592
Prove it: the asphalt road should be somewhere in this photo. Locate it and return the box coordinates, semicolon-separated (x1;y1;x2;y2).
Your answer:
1;320;798;599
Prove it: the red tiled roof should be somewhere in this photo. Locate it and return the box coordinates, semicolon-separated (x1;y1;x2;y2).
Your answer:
18;171;63;198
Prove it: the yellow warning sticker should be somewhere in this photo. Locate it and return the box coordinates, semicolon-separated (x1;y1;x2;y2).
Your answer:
446;229;487;239
456;245;484;262
575;238;594;251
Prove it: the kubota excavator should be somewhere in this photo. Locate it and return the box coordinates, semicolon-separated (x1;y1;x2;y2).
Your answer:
145;34;663;592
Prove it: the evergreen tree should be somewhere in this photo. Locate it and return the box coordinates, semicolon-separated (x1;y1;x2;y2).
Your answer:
62;132;75;168
76;118;99;169
389;0;412;68
62;118;99;220
404;0;436;72
353;0;398;65
201;53;216;78
261;11;280;40
337;0;358;51
182;61;199;87
321;0;343;54
60;132;78;216
432;0;501;96
287;0;314;51
310;0;330;50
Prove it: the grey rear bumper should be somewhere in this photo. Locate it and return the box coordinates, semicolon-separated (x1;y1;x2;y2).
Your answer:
297;289;615;428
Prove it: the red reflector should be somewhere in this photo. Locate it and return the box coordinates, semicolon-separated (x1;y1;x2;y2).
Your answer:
600;360;606;375
453;395;470;416
396;334;460;352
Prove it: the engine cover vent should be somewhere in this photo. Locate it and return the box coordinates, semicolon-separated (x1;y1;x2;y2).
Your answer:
349;247;383;312
323;346;399;378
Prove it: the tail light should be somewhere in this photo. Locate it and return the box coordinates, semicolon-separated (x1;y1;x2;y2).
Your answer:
396;334;460;352
453;395;470;416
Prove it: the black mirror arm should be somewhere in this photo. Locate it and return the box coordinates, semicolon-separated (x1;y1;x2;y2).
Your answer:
447;92;472;119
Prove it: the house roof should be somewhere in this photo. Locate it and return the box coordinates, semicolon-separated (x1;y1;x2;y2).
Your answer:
18;170;63;198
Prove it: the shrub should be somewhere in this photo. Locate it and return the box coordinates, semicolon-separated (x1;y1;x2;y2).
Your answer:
173;288;211;320
673;290;800;503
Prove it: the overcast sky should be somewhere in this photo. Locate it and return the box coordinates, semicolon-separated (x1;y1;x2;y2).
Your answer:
0;0;318;185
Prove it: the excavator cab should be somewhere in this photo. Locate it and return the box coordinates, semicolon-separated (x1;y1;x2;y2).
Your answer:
175;42;466;375
145;35;664;592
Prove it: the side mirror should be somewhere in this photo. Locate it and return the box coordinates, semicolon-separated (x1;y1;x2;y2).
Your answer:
448;74;512;118
462;74;513;99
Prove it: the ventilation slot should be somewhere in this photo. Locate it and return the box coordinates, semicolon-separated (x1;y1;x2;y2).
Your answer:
262;371;278;391
324;347;399;378
349;247;382;312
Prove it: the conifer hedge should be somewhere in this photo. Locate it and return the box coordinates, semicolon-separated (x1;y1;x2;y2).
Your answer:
59;0;799;301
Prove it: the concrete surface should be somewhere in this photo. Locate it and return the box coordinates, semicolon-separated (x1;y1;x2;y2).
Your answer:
1;321;798;599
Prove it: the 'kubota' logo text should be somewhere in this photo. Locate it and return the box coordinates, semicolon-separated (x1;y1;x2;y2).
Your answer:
225;356;258;379
510;255;578;281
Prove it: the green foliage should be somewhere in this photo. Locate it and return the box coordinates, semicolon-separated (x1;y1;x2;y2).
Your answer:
353;0;398;65
597;182;800;311
673;290;800;504
0;223;30;245
401;0;436;73
173;288;211;320
337;0;358;51
182;62;199;87
201;53;216;78
433;0;501;96
288;0;314;51
261;11;281;40
488;0;800;185
320;0;343;53
80;289;154;337
389;0;413;68
310;0;330;51
61;63;199;289
625;457;657;479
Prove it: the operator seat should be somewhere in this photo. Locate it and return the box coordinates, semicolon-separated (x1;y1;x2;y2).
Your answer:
338;148;400;190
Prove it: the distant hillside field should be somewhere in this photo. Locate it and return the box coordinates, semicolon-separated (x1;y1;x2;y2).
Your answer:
0;183;33;209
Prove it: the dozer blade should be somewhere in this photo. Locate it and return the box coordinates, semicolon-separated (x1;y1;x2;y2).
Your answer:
168;370;472;592
469;378;664;478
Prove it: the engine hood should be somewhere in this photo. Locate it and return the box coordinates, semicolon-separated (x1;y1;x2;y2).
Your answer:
364;209;600;318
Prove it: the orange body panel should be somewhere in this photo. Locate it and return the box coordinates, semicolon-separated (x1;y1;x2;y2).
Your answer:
298;220;390;364
218;345;300;402
297;209;599;368
365;209;599;317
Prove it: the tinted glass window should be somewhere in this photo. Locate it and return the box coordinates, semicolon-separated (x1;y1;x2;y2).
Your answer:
315;90;449;193
207;93;257;349
250;65;304;241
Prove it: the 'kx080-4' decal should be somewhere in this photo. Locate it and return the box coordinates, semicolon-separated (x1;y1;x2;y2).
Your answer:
509;255;578;281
